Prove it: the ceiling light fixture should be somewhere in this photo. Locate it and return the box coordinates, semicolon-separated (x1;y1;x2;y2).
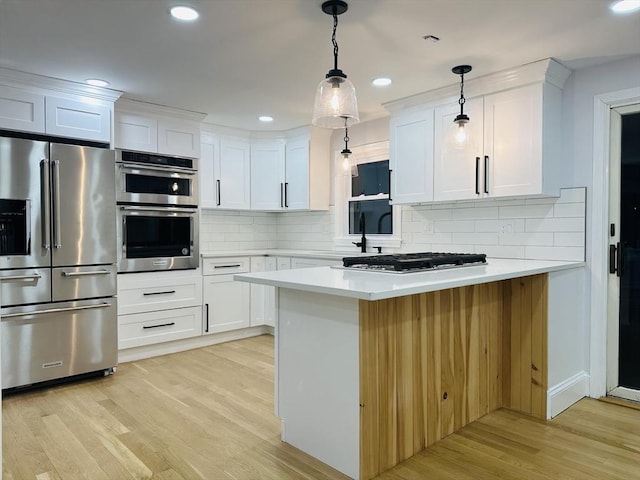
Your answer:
340;117;358;177
372;77;392;87
312;0;359;129
170;6;199;21
258;115;274;122
85;78;110;87
450;65;473;148
610;0;640;13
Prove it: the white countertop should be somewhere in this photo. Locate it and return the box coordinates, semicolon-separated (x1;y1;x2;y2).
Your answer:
234;258;584;301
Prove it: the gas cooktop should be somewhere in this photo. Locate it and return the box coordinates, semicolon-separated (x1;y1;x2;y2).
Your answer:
342;252;487;273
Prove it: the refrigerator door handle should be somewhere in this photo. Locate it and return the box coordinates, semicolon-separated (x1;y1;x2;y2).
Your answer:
51;159;62;249
1;302;112;319
61;270;111;277
40;159;51;250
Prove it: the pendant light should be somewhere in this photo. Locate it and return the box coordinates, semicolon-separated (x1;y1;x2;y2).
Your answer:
449;65;473;149
340;116;357;176
312;0;359;129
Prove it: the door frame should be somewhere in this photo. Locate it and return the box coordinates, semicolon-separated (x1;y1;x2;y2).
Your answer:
590;86;640;398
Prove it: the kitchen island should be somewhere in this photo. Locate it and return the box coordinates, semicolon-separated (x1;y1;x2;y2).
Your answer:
235;258;585;480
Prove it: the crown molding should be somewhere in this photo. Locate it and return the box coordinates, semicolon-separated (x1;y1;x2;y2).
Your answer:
384;58;572;113
0;67;123;103
116;97;206;122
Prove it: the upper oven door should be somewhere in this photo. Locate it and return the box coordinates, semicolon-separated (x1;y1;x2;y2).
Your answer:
116;163;198;206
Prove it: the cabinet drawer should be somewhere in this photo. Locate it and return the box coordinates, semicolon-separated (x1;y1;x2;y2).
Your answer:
118;306;201;349
118;273;202;315
202;257;250;275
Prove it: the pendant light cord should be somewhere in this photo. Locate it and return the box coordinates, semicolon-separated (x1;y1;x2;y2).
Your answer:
458;71;466;117
332;10;339;71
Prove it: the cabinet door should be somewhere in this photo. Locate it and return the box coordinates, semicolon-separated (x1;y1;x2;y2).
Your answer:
484;84;543;197
251;141;285;210
433;97;484;201
250;256;267;327
284;137;310;210
389;108;434;204
45;97;111;142
158;118;200;158
0;86;45;133
219;138;251;209
115;111;158;152
203;274;250;334
200;134;219;208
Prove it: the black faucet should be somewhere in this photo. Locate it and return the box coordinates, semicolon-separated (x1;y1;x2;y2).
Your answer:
353;213;367;253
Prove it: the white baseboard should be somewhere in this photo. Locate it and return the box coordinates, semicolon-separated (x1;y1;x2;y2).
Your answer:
118;325;273;363
547;371;590;418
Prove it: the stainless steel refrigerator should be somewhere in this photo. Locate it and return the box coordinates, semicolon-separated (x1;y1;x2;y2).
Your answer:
0;136;118;390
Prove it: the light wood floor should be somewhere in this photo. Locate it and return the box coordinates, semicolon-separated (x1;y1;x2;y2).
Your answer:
3;335;639;480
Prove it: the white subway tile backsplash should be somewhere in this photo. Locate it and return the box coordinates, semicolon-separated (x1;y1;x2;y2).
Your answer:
434;220;475;233
554;203;586;218
475;219;525;233
453;232;500;245
451;207;499;220
499;232;554;246
499;204;553;219
481;245;526;259
554;232;585;247
525;217;584;232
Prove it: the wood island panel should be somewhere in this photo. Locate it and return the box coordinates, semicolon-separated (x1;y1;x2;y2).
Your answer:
359;274;548;480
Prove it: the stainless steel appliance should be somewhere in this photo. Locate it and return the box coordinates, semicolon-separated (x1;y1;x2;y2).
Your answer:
116;150;198;206
0;136;117;390
342;252;487;273
116;150;199;273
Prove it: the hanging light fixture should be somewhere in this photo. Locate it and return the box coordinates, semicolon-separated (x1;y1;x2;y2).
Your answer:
340;116;358;176
449;65;473;149
312;0;359;129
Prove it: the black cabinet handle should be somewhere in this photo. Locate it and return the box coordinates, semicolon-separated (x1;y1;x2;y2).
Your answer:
284;182;289;208
475;157;480;195
143;322;175;329
484;155;489;194
143;290;176;296
216;179;221;206
609;243;618;275
205;303;209;333
214;264;242;269
388;169;393;202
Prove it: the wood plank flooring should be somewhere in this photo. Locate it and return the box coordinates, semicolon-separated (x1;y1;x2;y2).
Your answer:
3;335;640;480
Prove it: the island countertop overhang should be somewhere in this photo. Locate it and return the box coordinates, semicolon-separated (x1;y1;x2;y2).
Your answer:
234;257;584;301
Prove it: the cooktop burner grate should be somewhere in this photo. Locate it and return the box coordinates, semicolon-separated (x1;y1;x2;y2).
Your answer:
342;252;487;272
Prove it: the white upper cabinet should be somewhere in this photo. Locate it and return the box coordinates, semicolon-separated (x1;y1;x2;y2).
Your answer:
0;69;120;143
284;136;311;210
387;58;571;204
45;97;111;142
389;107;435;204
0;85;45;133
114;99;204;158
200;132;251;210
251;140;285;210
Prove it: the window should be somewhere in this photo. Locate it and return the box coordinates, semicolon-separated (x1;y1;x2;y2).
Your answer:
334;141;401;249
348;160;392;235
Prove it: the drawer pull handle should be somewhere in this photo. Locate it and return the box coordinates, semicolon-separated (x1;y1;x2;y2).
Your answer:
142;322;175;329
62;270;110;277
1;273;42;281
214;264;241;269
142;290;176;296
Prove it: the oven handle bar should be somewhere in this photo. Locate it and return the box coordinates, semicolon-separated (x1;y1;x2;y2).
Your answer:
118;163;196;175
119;206;198;213
2;302;112;319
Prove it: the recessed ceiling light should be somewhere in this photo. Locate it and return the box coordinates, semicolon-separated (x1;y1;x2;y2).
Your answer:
85;78;110;87
610;0;640;13
170;6;199;21
258;116;274;123
372;77;392;87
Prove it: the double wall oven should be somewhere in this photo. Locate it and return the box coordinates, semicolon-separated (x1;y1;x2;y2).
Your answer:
116;150;199;273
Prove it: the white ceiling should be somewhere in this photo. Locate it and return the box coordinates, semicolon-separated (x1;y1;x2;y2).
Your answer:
1;0;639;131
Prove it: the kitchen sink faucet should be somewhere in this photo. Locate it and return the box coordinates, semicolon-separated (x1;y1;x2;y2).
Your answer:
353;212;367;253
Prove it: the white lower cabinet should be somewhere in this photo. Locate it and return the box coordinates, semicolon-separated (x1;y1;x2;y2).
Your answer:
250;256;276;327
117;271;203;350
202;257;251;334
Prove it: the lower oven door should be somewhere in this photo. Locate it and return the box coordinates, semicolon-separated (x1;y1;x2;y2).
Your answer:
1;298;117;389
117;205;199;273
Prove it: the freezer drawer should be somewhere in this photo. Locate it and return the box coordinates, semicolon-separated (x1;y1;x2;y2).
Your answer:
52;265;117;302
0;268;51;306
1;298;117;389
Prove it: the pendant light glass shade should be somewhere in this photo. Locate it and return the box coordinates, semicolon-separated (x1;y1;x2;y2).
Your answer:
313;75;359;128
312;0;359;129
